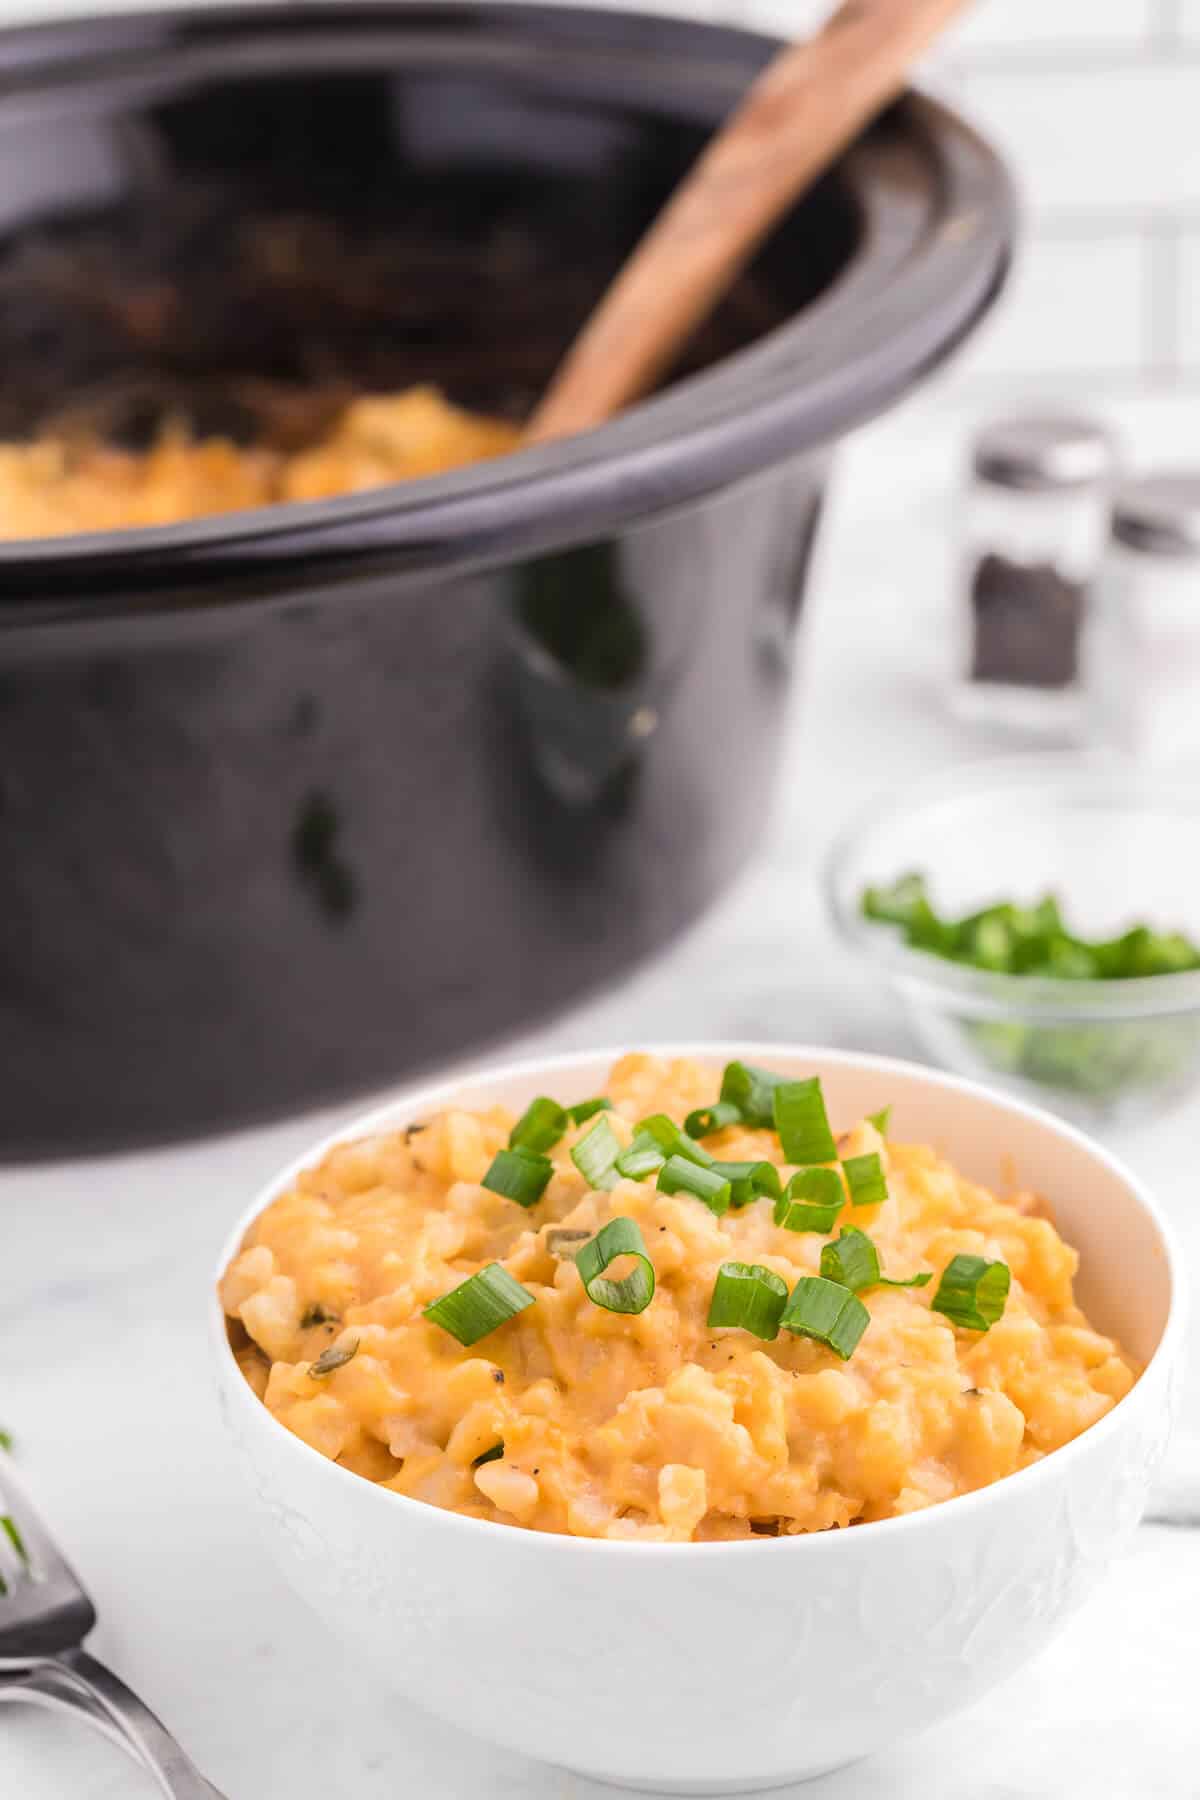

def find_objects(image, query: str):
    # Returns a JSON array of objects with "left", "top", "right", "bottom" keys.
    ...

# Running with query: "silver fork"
[{"left": 0, "top": 1451, "right": 225, "bottom": 1796}]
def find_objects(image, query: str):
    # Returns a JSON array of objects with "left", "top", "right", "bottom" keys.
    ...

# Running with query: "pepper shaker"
[
  {"left": 951, "top": 413, "right": 1120, "bottom": 737},
  {"left": 1086, "top": 473, "right": 1200, "bottom": 766}
]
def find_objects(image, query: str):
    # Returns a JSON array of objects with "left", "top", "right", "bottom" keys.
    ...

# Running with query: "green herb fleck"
[{"left": 309, "top": 1339, "right": 360, "bottom": 1378}]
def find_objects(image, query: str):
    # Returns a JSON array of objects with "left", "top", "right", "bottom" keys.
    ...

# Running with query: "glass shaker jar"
[
  {"left": 952, "top": 413, "right": 1119, "bottom": 737},
  {"left": 1086, "top": 473, "right": 1200, "bottom": 766}
]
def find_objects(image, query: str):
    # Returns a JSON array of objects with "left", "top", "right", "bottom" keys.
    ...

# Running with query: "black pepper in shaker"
[{"left": 952, "top": 413, "right": 1119, "bottom": 738}]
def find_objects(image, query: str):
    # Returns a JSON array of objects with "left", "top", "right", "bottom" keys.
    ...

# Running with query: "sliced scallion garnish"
[
  {"left": 773, "top": 1166, "right": 844, "bottom": 1233},
  {"left": 509, "top": 1096, "right": 568, "bottom": 1154},
  {"left": 773, "top": 1077, "right": 838, "bottom": 1165},
  {"left": 710, "top": 1158, "right": 782, "bottom": 1209},
  {"left": 575, "top": 1218, "right": 655, "bottom": 1315},
  {"left": 482, "top": 1146, "right": 554, "bottom": 1208},
  {"left": 424, "top": 1264, "right": 536, "bottom": 1346},
  {"left": 930, "top": 1254, "right": 1011, "bottom": 1331},
  {"left": 472, "top": 1442, "right": 505, "bottom": 1468},
  {"left": 867, "top": 1106, "right": 892, "bottom": 1137},
  {"left": 570, "top": 1115, "right": 622, "bottom": 1191},
  {"left": 568, "top": 1096, "right": 612, "bottom": 1126},
  {"left": 719, "top": 1061, "right": 786, "bottom": 1129},
  {"left": 842, "top": 1151, "right": 888, "bottom": 1208},
  {"left": 684, "top": 1100, "right": 744, "bottom": 1138},
  {"left": 657, "top": 1155, "right": 732, "bottom": 1217},
  {"left": 821, "top": 1227, "right": 931, "bottom": 1293},
  {"left": 780, "top": 1276, "right": 870, "bottom": 1360},
  {"left": 614, "top": 1132, "right": 668, "bottom": 1181},
  {"left": 707, "top": 1262, "right": 788, "bottom": 1340},
  {"left": 819, "top": 1226, "right": 880, "bottom": 1292},
  {"left": 636, "top": 1113, "right": 716, "bottom": 1168}
]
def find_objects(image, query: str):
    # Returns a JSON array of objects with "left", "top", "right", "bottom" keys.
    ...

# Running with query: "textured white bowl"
[{"left": 211, "top": 1046, "right": 1183, "bottom": 1795}]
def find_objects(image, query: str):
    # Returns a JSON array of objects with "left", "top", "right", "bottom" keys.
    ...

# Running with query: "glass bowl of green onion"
[{"left": 825, "top": 755, "right": 1200, "bottom": 1125}]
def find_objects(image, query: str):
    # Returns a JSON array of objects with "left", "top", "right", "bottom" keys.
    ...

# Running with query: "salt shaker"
[
  {"left": 952, "top": 413, "right": 1119, "bottom": 737},
  {"left": 1086, "top": 473, "right": 1200, "bottom": 766}
]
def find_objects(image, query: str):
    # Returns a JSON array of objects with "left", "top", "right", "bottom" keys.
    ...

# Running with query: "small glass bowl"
[{"left": 825, "top": 755, "right": 1200, "bottom": 1126}]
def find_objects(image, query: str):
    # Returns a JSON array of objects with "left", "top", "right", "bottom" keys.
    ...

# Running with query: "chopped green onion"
[
  {"left": 843, "top": 1151, "right": 888, "bottom": 1208},
  {"left": 635, "top": 1113, "right": 715, "bottom": 1167},
  {"left": 509, "top": 1096, "right": 568, "bottom": 1154},
  {"left": 576, "top": 1218, "right": 655, "bottom": 1315},
  {"left": 570, "top": 1115, "right": 622, "bottom": 1191},
  {"left": 780, "top": 1276, "right": 870, "bottom": 1360},
  {"left": 867, "top": 1106, "right": 892, "bottom": 1137},
  {"left": 773, "top": 1166, "right": 844, "bottom": 1233},
  {"left": 472, "top": 1442, "right": 504, "bottom": 1468},
  {"left": 773, "top": 1077, "right": 837, "bottom": 1165},
  {"left": 1, "top": 1514, "right": 28, "bottom": 1564},
  {"left": 568, "top": 1096, "right": 612, "bottom": 1126},
  {"left": 482, "top": 1146, "right": 554, "bottom": 1207},
  {"left": 707, "top": 1262, "right": 788, "bottom": 1340},
  {"left": 931, "top": 1254, "right": 1011, "bottom": 1332},
  {"left": 614, "top": 1112, "right": 717, "bottom": 1182},
  {"left": 425, "top": 1263, "right": 536, "bottom": 1345},
  {"left": 820, "top": 1227, "right": 880, "bottom": 1292},
  {"left": 684, "top": 1100, "right": 744, "bottom": 1138},
  {"left": 309, "top": 1338, "right": 360, "bottom": 1377},
  {"left": 0, "top": 1428, "right": 12, "bottom": 1453},
  {"left": 719, "top": 1061, "right": 786, "bottom": 1128},
  {"left": 614, "top": 1132, "right": 668, "bottom": 1181},
  {"left": 710, "top": 1159, "right": 782, "bottom": 1209},
  {"left": 862, "top": 876, "right": 1200, "bottom": 983},
  {"left": 658, "top": 1155, "right": 732, "bottom": 1217},
  {"left": 863, "top": 871, "right": 935, "bottom": 932},
  {"left": 820, "top": 1226, "right": 931, "bottom": 1293}
]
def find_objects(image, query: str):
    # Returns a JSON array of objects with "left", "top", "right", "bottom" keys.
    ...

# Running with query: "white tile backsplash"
[
  {"left": 1169, "top": 0, "right": 1200, "bottom": 45},
  {"left": 738, "top": 0, "right": 1200, "bottom": 387},
  {"left": 955, "top": 63, "right": 1200, "bottom": 218},
  {"left": 950, "top": 0, "right": 1159, "bottom": 53},
  {"left": 953, "top": 232, "right": 1150, "bottom": 381},
  {"left": 0, "top": 0, "right": 1190, "bottom": 388}
]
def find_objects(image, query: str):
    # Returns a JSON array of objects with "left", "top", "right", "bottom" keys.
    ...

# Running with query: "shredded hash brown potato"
[
  {"left": 221, "top": 1053, "right": 1137, "bottom": 1541},
  {"left": 0, "top": 386, "right": 519, "bottom": 537}
]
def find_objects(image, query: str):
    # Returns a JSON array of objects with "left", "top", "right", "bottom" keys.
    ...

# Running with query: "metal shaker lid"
[
  {"left": 973, "top": 414, "right": 1119, "bottom": 492},
  {"left": 1111, "top": 473, "right": 1200, "bottom": 558}
]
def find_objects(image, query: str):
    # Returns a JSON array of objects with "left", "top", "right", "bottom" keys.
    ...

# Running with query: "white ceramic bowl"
[{"left": 211, "top": 1046, "right": 1183, "bottom": 1795}]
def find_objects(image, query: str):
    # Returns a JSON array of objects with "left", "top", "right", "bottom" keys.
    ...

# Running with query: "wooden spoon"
[{"left": 527, "top": 0, "right": 970, "bottom": 445}]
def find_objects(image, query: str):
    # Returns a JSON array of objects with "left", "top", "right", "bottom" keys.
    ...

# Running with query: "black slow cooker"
[{"left": 0, "top": 4, "right": 1014, "bottom": 1153}]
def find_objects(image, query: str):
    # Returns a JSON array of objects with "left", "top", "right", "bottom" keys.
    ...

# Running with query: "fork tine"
[{"left": 0, "top": 1450, "right": 95, "bottom": 1658}]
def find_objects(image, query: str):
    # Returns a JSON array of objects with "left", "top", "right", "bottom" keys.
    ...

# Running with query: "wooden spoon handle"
[{"left": 527, "top": 0, "right": 970, "bottom": 445}]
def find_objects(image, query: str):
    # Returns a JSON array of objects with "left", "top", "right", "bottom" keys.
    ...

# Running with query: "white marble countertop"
[{"left": 4, "top": 388, "right": 1198, "bottom": 1800}]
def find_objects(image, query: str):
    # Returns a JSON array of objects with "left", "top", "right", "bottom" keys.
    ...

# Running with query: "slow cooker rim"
[{"left": 0, "top": 2, "right": 1015, "bottom": 593}]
